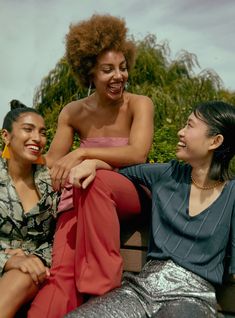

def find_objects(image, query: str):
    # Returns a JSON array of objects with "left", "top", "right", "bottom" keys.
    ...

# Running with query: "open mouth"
[
  {"left": 26, "top": 145, "right": 41, "bottom": 155},
  {"left": 108, "top": 83, "right": 123, "bottom": 94},
  {"left": 177, "top": 141, "right": 186, "bottom": 148}
]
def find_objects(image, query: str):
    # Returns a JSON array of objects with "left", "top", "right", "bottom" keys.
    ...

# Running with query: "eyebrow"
[
  {"left": 100, "top": 60, "right": 127, "bottom": 67},
  {"left": 187, "top": 117, "right": 195, "bottom": 123},
  {"left": 21, "top": 123, "right": 46, "bottom": 131}
]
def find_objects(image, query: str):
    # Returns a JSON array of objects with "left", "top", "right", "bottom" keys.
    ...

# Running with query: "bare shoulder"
[
  {"left": 61, "top": 99, "right": 85, "bottom": 115},
  {"left": 59, "top": 98, "right": 88, "bottom": 123},
  {"left": 126, "top": 92, "right": 154, "bottom": 112}
]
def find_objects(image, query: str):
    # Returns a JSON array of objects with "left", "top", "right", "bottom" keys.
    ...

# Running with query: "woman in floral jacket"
[{"left": 0, "top": 101, "right": 58, "bottom": 318}]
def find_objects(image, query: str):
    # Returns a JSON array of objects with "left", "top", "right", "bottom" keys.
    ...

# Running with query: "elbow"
[{"left": 132, "top": 153, "right": 148, "bottom": 164}]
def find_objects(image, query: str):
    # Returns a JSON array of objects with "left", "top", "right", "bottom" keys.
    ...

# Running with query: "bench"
[{"left": 120, "top": 212, "right": 235, "bottom": 317}]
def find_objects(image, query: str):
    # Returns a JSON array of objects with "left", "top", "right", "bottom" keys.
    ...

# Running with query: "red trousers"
[{"left": 28, "top": 170, "right": 142, "bottom": 318}]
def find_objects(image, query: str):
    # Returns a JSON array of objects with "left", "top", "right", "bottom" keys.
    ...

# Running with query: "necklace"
[{"left": 191, "top": 175, "right": 222, "bottom": 190}]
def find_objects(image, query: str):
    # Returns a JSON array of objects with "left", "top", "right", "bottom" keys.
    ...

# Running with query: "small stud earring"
[{"left": 125, "top": 82, "right": 129, "bottom": 90}]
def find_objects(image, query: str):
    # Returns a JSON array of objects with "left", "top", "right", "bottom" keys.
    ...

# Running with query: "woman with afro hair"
[{"left": 28, "top": 14, "right": 154, "bottom": 317}]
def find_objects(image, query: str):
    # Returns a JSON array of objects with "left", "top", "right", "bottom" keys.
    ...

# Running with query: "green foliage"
[
  {"left": 148, "top": 124, "right": 178, "bottom": 163},
  {"left": 230, "top": 158, "right": 235, "bottom": 176},
  {"left": 33, "top": 58, "right": 86, "bottom": 114},
  {"left": 32, "top": 33, "right": 235, "bottom": 164}
]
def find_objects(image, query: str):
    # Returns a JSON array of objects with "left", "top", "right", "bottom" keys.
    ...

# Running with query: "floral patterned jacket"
[{"left": 0, "top": 158, "right": 59, "bottom": 276}]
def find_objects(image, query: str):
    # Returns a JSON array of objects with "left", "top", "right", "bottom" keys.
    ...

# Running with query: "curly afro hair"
[{"left": 65, "top": 14, "right": 136, "bottom": 88}]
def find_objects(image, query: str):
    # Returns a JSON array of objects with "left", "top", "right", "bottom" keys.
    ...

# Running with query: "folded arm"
[{"left": 46, "top": 95, "right": 154, "bottom": 190}]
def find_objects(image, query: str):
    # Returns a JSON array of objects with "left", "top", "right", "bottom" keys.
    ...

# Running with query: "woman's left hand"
[
  {"left": 68, "top": 159, "right": 113, "bottom": 189},
  {"left": 68, "top": 160, "right": 97, "bottom": 189}
]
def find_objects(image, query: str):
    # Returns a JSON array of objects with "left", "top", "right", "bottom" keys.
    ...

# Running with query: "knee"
[
  {"left": 157, "top": 300, "right": 212, "bottom": 318},
  {"left": 91, "top": 170, "right": 114, "bottom": 192},
  {"left": 73, "top": 171, "right": 111, "bottom": 196},
  {"left": 5, "top": 269, "right": 37, "bottom": 294}
]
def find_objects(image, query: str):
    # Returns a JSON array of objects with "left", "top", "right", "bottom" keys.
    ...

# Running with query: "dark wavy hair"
[
  {"left": 193, "top": 101, "right": 235, "bottom": 181},
  {"left": 65, "top": 14, "right": 136, "bottom": 88},
  {"left": 2, "top": 100, "right": 41, "bottom": 132}
]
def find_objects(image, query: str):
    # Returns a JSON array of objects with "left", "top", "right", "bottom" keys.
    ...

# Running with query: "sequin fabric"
[{"left": 66, "top": 259, "right": 217, "bottom": 317}]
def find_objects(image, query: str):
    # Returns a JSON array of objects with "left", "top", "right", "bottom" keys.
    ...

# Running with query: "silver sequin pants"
[{"left": 66, "top": 259, "right": 217, "bottom": 318}]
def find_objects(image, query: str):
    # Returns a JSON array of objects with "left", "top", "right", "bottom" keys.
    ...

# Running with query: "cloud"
[{"left": 0, "top": 0, "right": 234, "bottom": 126}]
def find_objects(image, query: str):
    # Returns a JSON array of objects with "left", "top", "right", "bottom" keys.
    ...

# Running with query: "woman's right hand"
[
  {"left": 4, "top": 254, "right": 50, "bottom": 285},
  {"left": 50, "top": 149, "right": 84, "bottom": 191},
  {"left": 4, "top": 248, "right": 25, "bottom": 256}
]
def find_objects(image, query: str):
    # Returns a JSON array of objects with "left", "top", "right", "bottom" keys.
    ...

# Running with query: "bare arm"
[
  {"left": 81, "top": 95, "right": 154, "bottom": 166},
  {"left": 50, "top": 95, "right": 154, "bottom": 190},
  {"left": 45, "top": 104, "right": 75, "bottom": 168}
]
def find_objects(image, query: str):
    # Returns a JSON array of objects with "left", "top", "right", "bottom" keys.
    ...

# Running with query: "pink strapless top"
[
  {"left": 58, "top": 137, "right": 129, "bottom": 212},
  {"left": 80, "top": 137, "right": 128, "bottom": 148}
]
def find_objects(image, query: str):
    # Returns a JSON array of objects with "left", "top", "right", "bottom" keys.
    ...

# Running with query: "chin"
[
  {"left": 176, "top": 149, "right": 181, "bottom": 158},
  {"left": 176, "top": 151, "right": 185, "bottom": 161},
  {"left": 109, "top": 93, "right": 122, "bottom": 100}
]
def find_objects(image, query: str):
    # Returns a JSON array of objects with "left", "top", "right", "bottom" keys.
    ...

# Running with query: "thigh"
[
  {"left": 0, "top": 269, "right": 38, "bottom": 317},
  {"left": 0, "top": 269, "right": 37, "bottom": 297},
  {"left": 28, "top": 210, "right": 81, "bottom": 317},
  {"left": 95, "top": 170, "right": 142, "bottom": 219},
  {"left": 66, "top": 288, "right": 147, "bottom": 318},
  {"left": 155, "top": 299, "right": 216, "bottom": 318},
  {"left": 51, "top": 208, "right": 77, "bottom": 268}
]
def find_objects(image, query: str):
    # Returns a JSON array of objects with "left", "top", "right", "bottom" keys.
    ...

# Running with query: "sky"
[{"left": 0, "top": 0, "right": 235, "bottom": 126}]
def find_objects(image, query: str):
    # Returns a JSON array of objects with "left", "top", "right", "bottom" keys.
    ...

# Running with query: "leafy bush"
[{"left": 2, "top": 33, "right": 234, "bottom": 167}]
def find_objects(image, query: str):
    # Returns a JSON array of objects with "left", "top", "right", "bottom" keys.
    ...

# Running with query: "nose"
[
  {"left": 113, "top": 69, "right": 122, "bottom": 79},
  {"left": 177, "top": 127, "right": 185, "bottom": 137},
  {"left": 31, "top": 130, "right": 41, "bottom": 143}
]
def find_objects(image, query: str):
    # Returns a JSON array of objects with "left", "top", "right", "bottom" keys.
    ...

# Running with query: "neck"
[
  {"left": 191, "top": 174, "right": 222, "bottom": 190},
  {"left": 7, "top": 159, "right": 33, "bottom": 182},
  {"left": 94, "top": 91, "right": 124, "bottom": 109}
]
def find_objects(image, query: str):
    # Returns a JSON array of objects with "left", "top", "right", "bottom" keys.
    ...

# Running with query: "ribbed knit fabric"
[{"left": 120, "top": 160, "right": 235, "bottom": 285}]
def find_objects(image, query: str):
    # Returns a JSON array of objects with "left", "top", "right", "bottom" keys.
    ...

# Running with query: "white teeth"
[
  {"left": 178, "top": 141, "right": 186, "bottom": 147},
  {"left": 110, "top": 87, "right": 121, "bottom": 90},
  {"left": 110, "top": 83, "right": 122, "bottom": 89},
  {"left": 27, "top": 145, "right": 39, "bottom": 151}
]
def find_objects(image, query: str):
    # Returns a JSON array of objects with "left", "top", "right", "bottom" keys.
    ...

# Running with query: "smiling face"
[
  {"left": 2, "top": 112, "right": 46, "bottom": 164},
  {"left": 92, "top": 50, "right": 128, "bottom": 101},
  {"left": 176, "top": 112, "right": 218, "bottom": 164}
]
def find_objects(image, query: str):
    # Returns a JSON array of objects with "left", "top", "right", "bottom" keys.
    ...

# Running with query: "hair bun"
[{"left": 10, "top": 100, "right": 27, "bottom": 110}]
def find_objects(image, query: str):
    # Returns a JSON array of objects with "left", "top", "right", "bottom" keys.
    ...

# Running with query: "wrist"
[
  {"left": 83, "top": 159, "right": 98, "bottom": 169},
  {"left": 75, "top": 147, "right": 86, "bottom": 162}
]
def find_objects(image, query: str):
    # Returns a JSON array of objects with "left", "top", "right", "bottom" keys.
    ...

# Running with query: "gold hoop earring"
[{"left": 87, "top": 83, "right": 92, "bottom": 96}]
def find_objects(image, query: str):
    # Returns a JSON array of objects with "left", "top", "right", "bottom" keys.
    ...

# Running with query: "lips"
[{"left": 26, "top": 144, "right": 41, "bottom": 155}]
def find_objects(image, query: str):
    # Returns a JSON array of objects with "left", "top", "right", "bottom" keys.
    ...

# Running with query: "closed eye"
[
  {"left": 40, "top": 130, "right": 47, "bottom": 137},
  {"left": 23, "top": 127, "right": 32, "bottom": 132}
]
